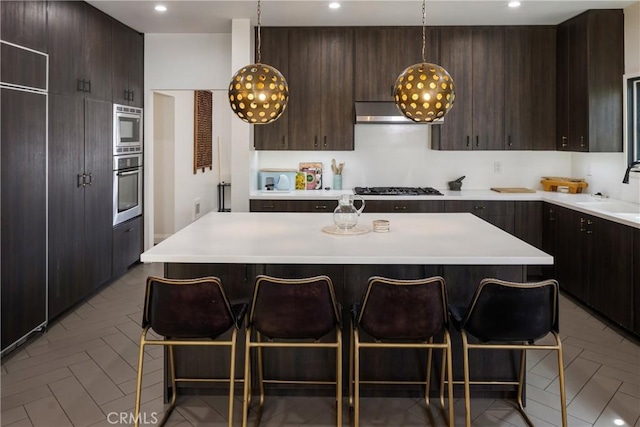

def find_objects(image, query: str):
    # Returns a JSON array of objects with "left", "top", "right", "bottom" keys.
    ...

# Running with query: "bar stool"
[
  {"left": 449, "top": 278, "right": 567, "bottom": 427},
  {"left": 349, "top": 276, "right": 454, "bottom": 427},
  {"left": 242, "top": 275, "right": 342, "bottom": 427},
  {"left": 133, "top": 276, "right": 247, "bottom": 427}
]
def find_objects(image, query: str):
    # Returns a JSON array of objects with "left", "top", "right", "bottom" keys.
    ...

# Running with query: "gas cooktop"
[{"left": 354, "top": 187, "right": 444, "bottom": 196}]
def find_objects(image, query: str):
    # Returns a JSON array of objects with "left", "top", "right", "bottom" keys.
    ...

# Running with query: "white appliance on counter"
[{"left": 258, "top": 169, "right": 297, "bottom": 192}]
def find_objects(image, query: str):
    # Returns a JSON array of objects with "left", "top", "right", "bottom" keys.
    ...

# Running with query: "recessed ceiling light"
[
  {"left": 614, "top": 420, "right": 626, "bottom": 426},
  {"left": 154, "top": 5, "right": 167, "bottom": 12},
  {"left": 508, "top": 1, "right": 521, "bottom": 7},
  {"left": 329, "top": 2, "right": 341, "bottom": 9}
]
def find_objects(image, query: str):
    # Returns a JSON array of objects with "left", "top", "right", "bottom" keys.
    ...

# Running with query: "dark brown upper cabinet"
[
  {"left": 254, "top": 28, "right": 290, "bottom": 150},
  {"left": 433, "top": 27, "right": 505, "bottom": 150},
  {"left": 47, "top": 1, "right": 113, "bottom": 102},
  {"left": 556, "top": 10, "right": 624, "bottom": 152},
  {"left": 0, "top": 1, "right": 47, "bottom": 52},
  {"left": 504, "top": 27, "right": 556, "bottom": 150},
  {"left": 112, "top": 19, "right": 144, "bottom": 107},
  {"left": 354, "top": 27, "right": 438, "bottom": 102}
]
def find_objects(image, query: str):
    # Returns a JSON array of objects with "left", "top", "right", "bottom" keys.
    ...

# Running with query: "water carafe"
[{"left": 333, "top": 194, "right": 365, "bottom": 230}]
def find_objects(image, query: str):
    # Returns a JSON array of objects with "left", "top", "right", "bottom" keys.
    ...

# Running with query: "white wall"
[
  {"left": 153, "top": 92, "right": 175, "bottom": 242},
  {"left": 258, "top": 126, "right": 571, "bottom": 191},
  {"left": 144, "top": 33, "right": 233, "bottom": 249},
  {"left": 571, "top": 3, "right": 640, "bottom": 204}
]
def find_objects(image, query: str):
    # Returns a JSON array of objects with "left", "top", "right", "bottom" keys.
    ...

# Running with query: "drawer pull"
[
  {"left": 315, "top": 205, "right": 327, "bottom": 210},
  {"left": 126, "top": 228, "right": 135, "bottom": 233},
  {"left": 262, "top": 205, "right": 275, "bottom": 209},
  {"left": 474, "top": 206, "right": 486, "bottom": 210},
  {"left": 394, "top": 206, "right": 407, "bottom": 210}
]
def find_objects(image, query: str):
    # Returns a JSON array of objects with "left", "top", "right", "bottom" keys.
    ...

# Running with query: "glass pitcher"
[{"left": 333, "top": 194, "right": 365, "bottom": 230}]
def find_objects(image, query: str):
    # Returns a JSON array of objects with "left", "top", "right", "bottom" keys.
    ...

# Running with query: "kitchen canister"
[{"left": 333, "top": 175, "right": 343, "bottom": 190}]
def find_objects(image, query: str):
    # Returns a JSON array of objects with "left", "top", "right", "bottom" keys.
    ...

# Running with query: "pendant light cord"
[
  {"left": 421, "top": 0, "right": 426, "bottom": 62},
  {"left": 256, "top": 0, "right": 262, "bottom": 64}
]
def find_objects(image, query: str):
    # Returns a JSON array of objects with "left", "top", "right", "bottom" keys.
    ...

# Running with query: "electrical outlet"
[
  {"left": 193, "top": 198, "right": 201, "bottom": 220},
  {"left": 493, "top": 161, "right": 502, "bottom": 174}
]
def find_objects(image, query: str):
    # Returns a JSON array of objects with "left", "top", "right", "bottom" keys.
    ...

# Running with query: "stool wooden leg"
[
  {"left": 439, "top": 346, "right": 446, "bottom": 411},
  {"left": 228, "top": 329, "right": 237, "bottom": 427},
  {"left": 354, "top": 329, "right": 361, "bottom": 427},
  {"left": 257, "top": 332, "right": 265, "bottom": 409},
  {"left": 424, "top": 337, "right": 433, "bottom": 408},
  {"left": 348, "top": 324, "right": 354, "bottom": 409},
  {"left": 555, "top": 333, "right": 568, "bottom": 427},
  {"left": 133, "top": 327, "right": 148, "bottom": 427},
  {"left": 445, "top": 331, "right": 454, "bottom": 427}
]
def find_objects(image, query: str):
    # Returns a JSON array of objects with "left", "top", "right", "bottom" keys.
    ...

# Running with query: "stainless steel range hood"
[{"left": 354, "top": 101, "right": 443, "bottom": 124}]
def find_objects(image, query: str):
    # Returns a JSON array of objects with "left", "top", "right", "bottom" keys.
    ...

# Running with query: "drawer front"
[
  {"left": 365, "top": 200, "right": 444, "bottom": 213},
  {"left": 250, "top": 200, "right": 338, "bottom": 212},
  {"left": 444, "top": 200, "right": 515, "bottom": 217},
  {"left": 250, "top": 200, "right": 291, "bottom": 212}
]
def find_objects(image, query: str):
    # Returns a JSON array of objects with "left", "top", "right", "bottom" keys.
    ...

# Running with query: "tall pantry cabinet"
[{"left": 1, "top": 1, "right": 48, "bottom": 352}]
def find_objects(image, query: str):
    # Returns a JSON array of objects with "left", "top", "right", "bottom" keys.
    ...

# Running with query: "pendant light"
[
  {"left": 394, "top": 0, "right": 455, "bottom": 123},
  {"left": 228, "top": 0, "right": 289, "bottom": 124}
]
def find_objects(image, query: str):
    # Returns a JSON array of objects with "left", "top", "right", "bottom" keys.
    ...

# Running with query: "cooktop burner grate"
[{"left": 354, "top": 187, "right": 444, "bottom": 196}]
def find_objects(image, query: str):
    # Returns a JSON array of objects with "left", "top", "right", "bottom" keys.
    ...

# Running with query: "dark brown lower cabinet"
[
  {"left": 1, "top": 87, "right": 47, "bottom": 352},
  {"left": 250, "top": 199, "right": 338, "bottom": 212},
  {"left": 364, "top": 200, "right": 444, "bottom": 213},
  {"left": 444, "top": 200, "right": 515, "bottom": 233},
  {"left": 514, "top": 201, "right": 543, "bottom": 278},
  {"left": 552, "top": 205, "right": 634, "bottom": 332},
  {"left": 113, "top": 216, "right": 143, "bottom": 277},
  {"left": 635, "top": 229, "right": 640, "bottom": 335}
]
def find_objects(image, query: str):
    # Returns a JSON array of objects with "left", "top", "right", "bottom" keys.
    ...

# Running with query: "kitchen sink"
[{"left": 575, "top": 201, "right": 640, "bottom": 214}]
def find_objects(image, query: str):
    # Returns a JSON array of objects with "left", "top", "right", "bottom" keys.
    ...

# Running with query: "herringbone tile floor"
[{"left": 1, "top": 263, "right": 639, "bottom": 426}]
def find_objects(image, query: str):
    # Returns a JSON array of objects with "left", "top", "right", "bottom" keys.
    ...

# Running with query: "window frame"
[{"left": 625, "top": 73, "right": 640, "bottom": 163}]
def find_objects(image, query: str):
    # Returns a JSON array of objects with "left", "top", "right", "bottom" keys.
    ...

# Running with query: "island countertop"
[{"left": 141, "top": 212, "right": 553, "bottom": 265}]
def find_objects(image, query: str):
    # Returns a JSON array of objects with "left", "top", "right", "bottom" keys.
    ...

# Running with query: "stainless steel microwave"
[{"left": 113, "top": 104, "right": 143, "bottom": 155}]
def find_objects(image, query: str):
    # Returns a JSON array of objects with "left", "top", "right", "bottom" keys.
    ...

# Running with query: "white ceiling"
[{"left": 86, "top": 0, "right": 637, "bottom": 33}]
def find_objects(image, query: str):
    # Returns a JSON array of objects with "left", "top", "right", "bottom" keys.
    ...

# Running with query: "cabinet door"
[
  {"left": 588, "top": 218, "right": 633, "bottom": 329},
  {"left": 48, "top": 94, "right": 86, "bottom": 319},
  {"left": 0, "top": 1, "right": 47, "bottom": 52},
  {"left": 47, "top": 1, "right": 85, "bottom": 97},
  {"left": 112, "top": 20, "right": 143, "bottom": 106},
  {"left": 321, "top": 28, "right": 354, "bottom": 150},
  {"left": 432, "top": 27, "right": 473, "bottom": 150},
  {"left": 634, "top": 229, "right": 640, "bottom": 335},
  {"left": 530, "top": 27, "right": 556, "bottom": 150},
  {"left": 288, "top": 28, "right": 323, "bottom": 150},
  {"left": 84, "top": 4, "right": 113, "bottom": 102},
  {"left": 567, "top": 16, "right": 588, "bottom": 152},
  {"left": 128, "top": 31, "right": 144, "bottom": 107},
  {"left": 541, "top": 203, "right": 557, "bottom": 279},
  {"left": 254, "top": 28, "right": 290, "bottom": 150},
  {"left": 555, "top": 207, "right": 587, "bottom": 301},
  {"left": 113, "top": 216, "right": 142, "bottom": 276},
  {"left": 472, "top": 27, "right": 504, "bottom": 150},
  {"left": 444, "top": 200, "right": 514, "bottom": 233},
  {"left": 556, "top": 22, "right": 570, "bottom": 150},
  {"left": 504, "top": 27, "right": 532, "bottom": 150},
  {"left": 84, "top": 99, "right": 113, "bottom": 289},
  {"left": 1, "top": 88, "right": 47, "bottom": 351}
]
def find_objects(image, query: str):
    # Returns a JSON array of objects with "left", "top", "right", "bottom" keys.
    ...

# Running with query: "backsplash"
[
  {"left": 256, "top": 125, "right": 572, "bottom": 192},
  {"left": 572, "top": 152, "right": 640, "bottom": 204}
]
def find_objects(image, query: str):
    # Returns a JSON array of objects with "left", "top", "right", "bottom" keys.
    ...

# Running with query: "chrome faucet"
[{"left": 622, "top": 160, "right": 640, "bottom": 184}]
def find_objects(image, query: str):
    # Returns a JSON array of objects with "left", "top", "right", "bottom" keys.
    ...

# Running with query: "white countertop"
[
  {"left": 250, "top": 189, "right": 640, "bottom": 228},
  {"left": 141, "top": 212, "right": 553, "bottom": 265}
]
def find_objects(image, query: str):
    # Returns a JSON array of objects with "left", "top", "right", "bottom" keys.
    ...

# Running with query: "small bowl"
[{"left": 448, "top": 181, "right": 462, "bottom": 191}]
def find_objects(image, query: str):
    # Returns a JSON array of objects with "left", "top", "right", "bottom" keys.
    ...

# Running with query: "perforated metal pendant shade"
[
  {"left": 394, "top": 63, "right": 455, "bottom": 122},
  {"left": 228, "top": 64, "right": 289, "bottom": 124},
  {"left": 393, "top": 0, "right": 455, "bottom": 123}
]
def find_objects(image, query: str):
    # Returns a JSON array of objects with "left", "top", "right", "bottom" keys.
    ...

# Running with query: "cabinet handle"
[
  {"left": 507, "top": 135, "right": 513, "bottom": 147},
  {"left": 314, "top": 205, "right": 327, "bottom": 210},
  {"left": 474, "top": 206, "right": 486, "bottom": 210},
  {"left": 561, "top": 136, "right": 568, "bottom": 147},
  {"left": 281, "top": 135, "right": 286, "bottom": 148},
  {"left": 390, "top": 85, "right": 394, "bottom": 97},
  {"left": 84, "top": 80, "right": 91, "bottom": 93},
  {"left": 262, "top": 205, "right": 275, "bottom": 210},
  {"left": 77, "top": 79, "right": 84, "bottom": 92},
  {"left": 466, "top": 136, "right": 470, "bottom": 147},
  {"left": 549, "top": 208, "right": 555, "bottom": 221},
  {"left": 323, "top": 136, "right": 327, "bottom": 148},
  {"left": 124, "top": 89, "right": 129, "bottom": 101},
  {"left": 126, "top": 228, "right": 135, "bottom": 233},
  {"left": 476, "top": 136, "right": 479, "bottom": 147},
  {"left": 580, "top": 217, "right": 586, "bottom": 232},
  {"left": 85, "top": 173, "right": 93, "bottom": 186},
  {"left": 587, "top": 219, "right": 593, "bottom": 234},
  {"left": 394, "top": 206, "right": 407, "bottom": 211},
  {"left": 77, "top": 173, "right": 85, "bottom": 187},
  {"left": 314, "top": 136, "right": 318, "bottom": 148},
  {"left": 580, "top": 136, "right": 585, "bottom": 148},
  {"left": 130, "top": 91, "right": 134, "bottom": 102}
]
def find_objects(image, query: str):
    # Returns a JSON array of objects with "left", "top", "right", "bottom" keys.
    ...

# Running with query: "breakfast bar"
[{"left": 141, "top": 211, "right": 553, "bottom": 399}]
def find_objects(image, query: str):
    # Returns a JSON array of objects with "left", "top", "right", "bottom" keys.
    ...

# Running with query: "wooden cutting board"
[{"left": 491, "top": 187, "right": 536, "bottom": 193}]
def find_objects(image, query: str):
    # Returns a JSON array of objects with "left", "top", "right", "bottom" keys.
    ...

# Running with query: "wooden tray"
[
  {"left": 322, "top": 225, "right": 370, "bottom": 236},
  {"left": 491, "top": 187, "right": 536, "bottom": 193},
  {"left": 540, "top": 178, "right": 588, "bottom": 194}
]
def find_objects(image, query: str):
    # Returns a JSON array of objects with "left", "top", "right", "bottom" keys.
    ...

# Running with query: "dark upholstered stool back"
[
  {"left": 143, "top": 276, "right": 237, "bottom": 339},
  {"left": 462, "top": 279, "right": 559, "bottom": 343},
  {"left": 356, "top": 276, "right": 448, "bottom": 340},
  {"left": 250, "top": 275, "right": 340, "bottom": 340}
]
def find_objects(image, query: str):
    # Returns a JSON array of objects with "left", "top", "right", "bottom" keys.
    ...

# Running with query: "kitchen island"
[{"left": 141, "top": 212, "right": 552, "bottom": 399}]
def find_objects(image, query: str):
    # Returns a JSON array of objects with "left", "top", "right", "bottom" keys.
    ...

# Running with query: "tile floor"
[{"left": 1, "top": 263, "right": 639, "bottom": 427}]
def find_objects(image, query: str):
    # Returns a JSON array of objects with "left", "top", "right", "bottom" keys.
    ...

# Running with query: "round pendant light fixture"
[
  {"left": 228, "top": 0, "right": 289, "bottom": 124},
  {"left": 394, "top": 0, "right": 455, "bottom": 123}
]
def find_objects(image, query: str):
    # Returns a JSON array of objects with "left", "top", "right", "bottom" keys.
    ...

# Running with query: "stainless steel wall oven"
[{"left": 113, "top": 153, "right": 143, "bottom": 225}]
